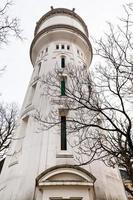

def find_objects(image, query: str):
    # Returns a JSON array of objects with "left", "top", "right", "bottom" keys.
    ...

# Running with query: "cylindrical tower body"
[{"left": 0, "top": 8, "right": 127, "bottom": 200}]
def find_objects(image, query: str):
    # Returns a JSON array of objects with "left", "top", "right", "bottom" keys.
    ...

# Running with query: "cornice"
[
  {"left": 34, "top": 8, "right": 88, "bottom": 36},
  {"left": 36, "top": 164, "right": 96, "bottom": 183},
  {"left": 30, "top": 24, "right": 93, "bottom": 65}
]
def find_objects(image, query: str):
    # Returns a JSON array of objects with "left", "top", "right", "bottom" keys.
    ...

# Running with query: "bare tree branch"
[
  {"left": 0, "top": 0, "right": 23, "bottom": 46},
  {"left": 0, "top": 103, "right": 18, "bottom": 160}
]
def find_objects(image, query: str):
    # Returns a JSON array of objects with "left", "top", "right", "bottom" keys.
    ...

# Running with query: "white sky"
[{"left": 0, "top": 0, "right": 129, "bottom": 107}]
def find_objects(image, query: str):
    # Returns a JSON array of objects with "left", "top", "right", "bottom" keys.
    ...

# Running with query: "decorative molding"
[
  {"left": 8, "top": 160, "right": 18, "bottom": 167},
  {"left": 58, "top": 108, "right": 69, "bottom": 116},
  {"left": 31, "top": 75, "right": 39, "bottom": 85},
  {"left": 39, "top": 181, "right": 93, "bottom": 186},
  {"left": 30, "top": 24, "right": 93, "bottom": 65},
  {"left": 51, "top": 96, "right": 74, "bottom": 107},
  {"left": 36, "top": 164, "right": 96, "bottom": 184},
  {"left": 56, "top": 154, "right": 73, "bottom": 158},
  {"left": 0, "top": 185, "right": 6, "bottom": 192},
  {"left": 50, "top": 198, "right": 82, "bottom": 200},
  {"left": 34, "top": 8, "right": 88, "bottom": 36},
  {"left": 21, "top": 104, "right": 34, "bottom": 119}
]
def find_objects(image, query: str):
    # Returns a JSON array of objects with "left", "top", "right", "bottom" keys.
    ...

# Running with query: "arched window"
[{"left": 61, "top": 57, "right": 65, "bottom": 68}]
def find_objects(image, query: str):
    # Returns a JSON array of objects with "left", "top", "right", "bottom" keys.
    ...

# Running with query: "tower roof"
[{"left": 34, "top": 7, "right": 88, "bottom": 36}]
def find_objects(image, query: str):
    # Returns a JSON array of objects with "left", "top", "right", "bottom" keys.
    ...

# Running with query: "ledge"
[
  {"left": 21, "top": 104, "right": 35, "bottom": 119},
  {"left": 36, "top": 164, "right": 96, "bottom": 183},
  {"left": 50, "top": 198, "right": 82, "bottom": 200},
  {"left": 39, "top": 181, "right": 93, "bottom": 186},
  {"left": 51, "top": 96, "right": 74, "bottom": 107},
  {"left": 56, "top": 153, "right": 73, "bottom": 158},
  {"left": 8, "top": 160, "right": 18, "bottom": 167},
  {"left": 31, "top": 75, "right": 39, "bottom": 85}
]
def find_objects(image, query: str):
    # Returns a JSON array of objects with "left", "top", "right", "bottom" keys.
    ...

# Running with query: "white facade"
[{"left": 0, "top": 8, "right": 128, "bottom": 200}]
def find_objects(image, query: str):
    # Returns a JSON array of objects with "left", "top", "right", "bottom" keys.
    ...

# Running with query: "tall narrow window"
[
  {"left": 61, "top": 79, "right": 65, "bottom": 95},
  {"left": 61, "top": 44, "right": 64, "bottom": 49},
  {"left": 28, "top": 83, "right": 37, "bottom": 106},
  {"left": 61, "top": 116, "right": 67, "bottom": 150},
  {"left": 38, "top": 62, "right": 41, "bottom": 75},
  {"left": 61, "top": 57, "right": 65, "bottom": 68},
  {"left": 67, "top": 45, "right": 70, "bottom": 50},
  {"left": 0, "top": 159, "right": 5, "bottom": 173}
]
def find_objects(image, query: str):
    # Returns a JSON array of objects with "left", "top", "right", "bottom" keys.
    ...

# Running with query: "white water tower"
[{"left": 0, "top": 7, "right": 127, "bottom": 200}]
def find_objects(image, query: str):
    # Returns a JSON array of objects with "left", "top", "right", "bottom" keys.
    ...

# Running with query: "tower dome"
[
  {"left": 30, "top": 7, "right": 92, "bottom": 66},
  {"left": 34, "top": 7, "right": 88, "bottom": 36}
]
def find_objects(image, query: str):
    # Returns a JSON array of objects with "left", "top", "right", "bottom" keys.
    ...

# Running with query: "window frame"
[
  {"left": 61, "top": 57, "right": 65, "bottom": 68},
  {"left": 61, "top": 116, "right": 67, "bottom": 150}
]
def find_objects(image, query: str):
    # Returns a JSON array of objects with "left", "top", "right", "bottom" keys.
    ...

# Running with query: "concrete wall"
[{"left": 36, "top": 14, "right": 87, "bottom": 36}]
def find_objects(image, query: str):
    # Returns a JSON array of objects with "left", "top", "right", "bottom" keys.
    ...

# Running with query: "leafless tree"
[
  {"left": 0, "top": 103, "right": 18, "bottom": 160},
  {"left": 35, "top": 4, "right": 133, "bottom": 196},
  {"left": 0, "top": 0, "right": 22, "bottom": 46},
  {"left": 0, "top": 0, "right": 22, "bottom": 73},
  {"left": 0, "top": 1, "right": 21, "bottom": 162}
]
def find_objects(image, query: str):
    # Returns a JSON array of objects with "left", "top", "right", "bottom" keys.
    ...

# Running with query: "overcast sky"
[{"left": 0, "top": 0, "right": 129, "bottom": 107}]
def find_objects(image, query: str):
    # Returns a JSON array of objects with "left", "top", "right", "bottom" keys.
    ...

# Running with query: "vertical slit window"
[
  {"left": 61, "top": 57, "right": 65, "bottom": 68},
  {"left": 61, "top": 116, "right": 67, "bottom": 150},
  {"left": 67, "top": 45, "right": 70, "bottom": 50},
  {"left": 28, "top": 83, "right": 37, "bottom": 106},
  {"left": 38, "top": 62, "right": 41, "bottom": 75},
  {"left": 61, "top": 79, "right": 65, "bottom": 95},
  {"left": 0, "top": 159, "right": 5, "bottom": 173}
]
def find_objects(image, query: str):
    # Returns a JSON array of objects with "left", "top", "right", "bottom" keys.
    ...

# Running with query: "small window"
[
  {"left": 27, "top": 83, "right": 37, "bottom": 106},
  {"left": 61, "top": 45, "right": 65, "bottom": 49},
  {"left": 61, "top": 116, "right": 67, "bottom": 150},
  {"left": 61, "top": 79, "right": 65, "bottom": 95},
  {"left": 0, "top": 159, "right": 5, "bottom": 173},
  {"left": 67, "top": 45, "right": 70, "bottom": 50},
  {"left": 77, "top": 49, "right": 79, "bottom": 54},
  {"left": 61, "top": 57, "right": 65, "bottom": 68},
  {"left": 41, "top": 51, "right": 43, "bottom": 56},
  {"left": 31, "top": 83, "right": 36, "bottom": 100},
  {"left": 38, "top": 62, "right": 41, "bottom": 75},
  {"left": 56, "top": 44, "right": 59, "bottom": 50},
  {"left": 46, "top": 47, "right": 48, "bottom": 53}
]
